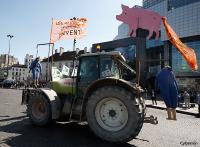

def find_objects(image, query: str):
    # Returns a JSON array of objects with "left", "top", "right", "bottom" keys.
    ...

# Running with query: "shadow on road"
[
  {"left": 195, "top": 115, "right": 200, "bottom": 118},
  {"left": 0, "top": 115, "right": 26, "bottom": 122},
  {"left": 0, "top": 115, "right": 10, "bottom": 117},
  {"left": 0, "top": 118, "right": 137, "bottom": 147}
]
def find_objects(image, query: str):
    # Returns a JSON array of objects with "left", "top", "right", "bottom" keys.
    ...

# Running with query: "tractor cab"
[
  {"left": 76, "top": 51, "right": 136, "bottom": 96},
  {"left": 78, "top": 51, "right": 135, "bottom": 80},
  {"left": 50, "top": 51, "right": 136, "bottom": 97}
]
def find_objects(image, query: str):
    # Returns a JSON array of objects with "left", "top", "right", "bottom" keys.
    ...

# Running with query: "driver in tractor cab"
[{"left": 29, "top": 57, "right": 42, "bottom": 88}]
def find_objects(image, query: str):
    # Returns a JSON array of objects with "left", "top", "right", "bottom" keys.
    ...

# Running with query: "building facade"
[
  {"left": 9, "top": 64, "right": 30, "bottom": 82},
  {"left": 143, "top": 0, "right": 200, "bottom": 90},
  {"left": 24, "top": 54, "right": 34, "bottom": 68},
  {"left": 0, "top": 64, "right": 30, "bottom": 82},
  {"left": 0, "top": 54, "right": 19, "bottom": 67}
]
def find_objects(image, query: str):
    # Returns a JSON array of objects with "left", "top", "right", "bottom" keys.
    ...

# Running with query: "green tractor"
[{"left": 22, "top": 51, "right": 146, "bottom": 143}]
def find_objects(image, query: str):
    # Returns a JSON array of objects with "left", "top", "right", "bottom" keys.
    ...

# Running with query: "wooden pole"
[
  {"left": 36, "top": 45, "right": 38, "bottom": 58},
  {"left": 49, "top": 18, "right": 54, "bottom": 82},
  {"left": 50, "top": 18, "right": 54, "bottom": 44}
]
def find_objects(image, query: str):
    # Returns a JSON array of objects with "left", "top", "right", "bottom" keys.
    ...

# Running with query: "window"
[
  {"left": 114, "top": 45, "right": 136, "bottom": 62},
  {"left": 79, "top": 56, "right": 98, "bottom": 81},
  {"left": 172, "top": 41, "right": 200, "bottom": 72},
  {"left": 59, "top": 62, "right": 62, "bottom": 68},
  {"left": 70, "top": 62, "right": 73, "bottom": 68},
  {"left": 146, "top": 40, "right": 164, "bottom": 49},
  {"left": 143, "top": 0, "right": 165, "bottom": 8},
  {"left": 168, "top": 0, "right": 200, "bottom": 11},
  {"left": 100, "top": 56, "right": 120, "bottom": 79}
]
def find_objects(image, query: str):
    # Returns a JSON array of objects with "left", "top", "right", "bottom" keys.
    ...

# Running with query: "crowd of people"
[
  {"left": 149, "top": 89, "right": 200, "bottom": 115},
  {"left": 151, "top": 88, "right": 200, "bottom": 109}
]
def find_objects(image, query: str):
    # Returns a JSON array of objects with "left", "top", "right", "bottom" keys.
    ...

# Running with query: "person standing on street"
[
  {"left": 151, "top": 89, "right": 157, "bottom": 105},
  {"left": 29, "top": 57, "right": 42, "bottom": 88},
  {"left": 155, "top": 66, "right": 178, "bottom": 120},
  {"left": 183, "top": 90, "right": 190, "bottom": 109},
  {"left": 196, "top": 92, "right": 200, "bottom": 116}
]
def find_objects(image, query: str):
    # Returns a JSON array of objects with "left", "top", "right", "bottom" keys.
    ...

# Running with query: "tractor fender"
[
  {"left": 39, "top": 88, "right": 61, "bottom": 119},
  {"left": 83, "top": 78, "right": 139, "bottom": 106}
]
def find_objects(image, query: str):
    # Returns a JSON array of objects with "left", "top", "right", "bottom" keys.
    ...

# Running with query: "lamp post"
[{"left": 7, "top": 34, "right": 14, "bottom": 78}]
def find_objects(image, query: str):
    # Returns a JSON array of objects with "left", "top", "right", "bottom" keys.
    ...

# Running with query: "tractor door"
[{"left": 76, "top": 56, "right": 99, "bottom": 97}]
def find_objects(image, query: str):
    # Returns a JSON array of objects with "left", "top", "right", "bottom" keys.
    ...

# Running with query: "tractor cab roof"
[{"left": 79, "top": 51, "right": 126, "bottom": 62}]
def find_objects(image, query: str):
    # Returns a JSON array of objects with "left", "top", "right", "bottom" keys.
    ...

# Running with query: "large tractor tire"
[
  {"left": 86, "top": 86, "right": 144, "bottom": 143},
  {"left": 27, "top": 92, "right": 52, "bottom": 126}
]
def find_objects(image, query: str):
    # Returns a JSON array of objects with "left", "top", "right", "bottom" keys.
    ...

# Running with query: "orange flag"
[{"left": 162, "top": 17, "right": 198, "bottom": 70}]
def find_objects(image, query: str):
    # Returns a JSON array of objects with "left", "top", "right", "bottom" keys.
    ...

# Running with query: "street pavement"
[
  {"left": 145, "top": 99, "right": 199, "bottom": 116},
  {"left": 0, "top": 88, "right": 200, "bottom": 147}
]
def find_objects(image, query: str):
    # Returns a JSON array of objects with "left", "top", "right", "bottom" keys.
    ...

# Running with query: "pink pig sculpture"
[{"left": 116, "top": 4, "right": 162, "bottom": 39}]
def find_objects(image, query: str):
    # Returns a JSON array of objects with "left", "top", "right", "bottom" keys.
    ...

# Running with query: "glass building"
[
  {"left": 92, "top": 0, "right": 200, "bottom": 90},
  {"left": 113, "top": 0, "right": 200, "bottom": 90},
  {"left": 142, "top": 0, "right": 200, "bottom": 90},
  {"left": 143, "top": 0, "right": 165, "bottom": 8}
]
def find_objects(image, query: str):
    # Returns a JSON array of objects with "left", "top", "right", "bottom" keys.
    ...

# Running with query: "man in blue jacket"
[
  {"left": 29, "top": 57, "right": 42, "bottom": 88},
  {"left": 155, "top": 66, "right": 178, "bottom": 120}
]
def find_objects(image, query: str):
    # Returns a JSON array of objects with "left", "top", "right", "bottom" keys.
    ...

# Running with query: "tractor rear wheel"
[
  {"left": 27, "top": 93, "right": 52, "bottom": 126},
  {"left": 86, "top": 86, "right": 144, "bottom": 143}
]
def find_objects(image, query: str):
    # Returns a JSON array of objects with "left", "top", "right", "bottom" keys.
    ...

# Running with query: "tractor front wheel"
[{"left": 86, "top": 86, "right": 144, "bottom": 143}]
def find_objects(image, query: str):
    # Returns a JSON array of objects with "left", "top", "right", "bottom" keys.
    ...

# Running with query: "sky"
[{"left": 0, "top": 0, "right": 142, "bottom": 64}]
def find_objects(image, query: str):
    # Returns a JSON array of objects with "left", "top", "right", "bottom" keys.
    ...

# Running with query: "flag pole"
[
  {"left": 36, "top": 44, "right": 39, "bottom": 58},
  {"left": 50, "top": 17, "right": 54, "bottom": 63},
  {"left": 49, "top": 18, "right": 54, "bottom": 82},
  {"left": 69, "top": 17, "right": 77, "bottom": 120},
  {"left": 50, "top": 18, "right": 54, "bottom": 44}
]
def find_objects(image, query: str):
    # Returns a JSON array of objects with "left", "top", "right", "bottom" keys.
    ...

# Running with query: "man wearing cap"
[{"left": 29, "top": 57, "right": 42, "bottom": 88}]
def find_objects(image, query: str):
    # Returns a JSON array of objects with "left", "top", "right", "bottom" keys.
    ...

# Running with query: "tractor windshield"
[
  {"left": 100, "top": 55, "right": 136, "bottom": 81},
  {"left": 100, "top": 56, "right": 120, "bottom": 79},
  {"left": 115, "top": 58, "right": 136, "bottom": 81},
  {"left": 116, "top": 58, "right": 136, "bottom": 74}
]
